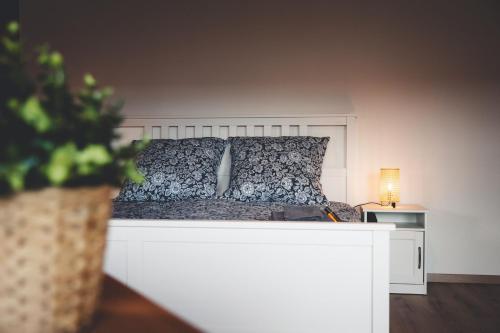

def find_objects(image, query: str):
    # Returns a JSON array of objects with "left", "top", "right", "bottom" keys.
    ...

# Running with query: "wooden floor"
[{"left": 391, "top": 283, "right": 500, "bottom": 333}]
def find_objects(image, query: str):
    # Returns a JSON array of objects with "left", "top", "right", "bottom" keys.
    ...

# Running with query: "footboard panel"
[{"left": 105, "top": 220, "right": 393, "bottom": 333}]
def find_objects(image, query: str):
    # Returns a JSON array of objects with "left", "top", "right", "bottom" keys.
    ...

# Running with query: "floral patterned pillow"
[
  {"left": 116, "top": 138, "right": 227, "bottom": 202},
  {"left": 223, "top": 136, "right": 330, "bottom": 205}
]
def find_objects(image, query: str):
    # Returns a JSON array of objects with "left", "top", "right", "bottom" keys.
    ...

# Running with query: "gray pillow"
[
  {"left": 223, "top": 136, "right": 329, "bottom": 205},
  {"left": 116, "top": 138, "right": 226, "bottom": 202}
]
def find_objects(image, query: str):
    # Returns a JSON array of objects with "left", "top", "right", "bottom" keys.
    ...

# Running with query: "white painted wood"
[
  {"left": 104, "top": 241, "right": 127, "bottom": 282},
  {"left": 372, "top": 231, "right": 390, "bottom": 333},
  {"left": 118, "top": 113, "right": 357, "bottom": 204},
  {"left": 362, "top": 204, "right": 428, "bottom": 214},
  {"left": 160, "top": 126, "right": 168, "bottom": 139},
  {"left": 120, "top": 113, "right": 352, "bottom": 121},
  {"left": 246, "top": 125, "right": 255, "bottom": 136},
  {"left": 211, "top": 125, "right": 219, "bottom": 138},
  {"left": 194, "top": 125, "right": 202, "bottom": 138},
  {"left": 106, "top": 114, "right": 396, "bottom": 331},
  {"left": 263, "top": 124, "right": 272, "bottom": 136},
  {"left": 389, "top": 283, "right": 427, "bottom": 295},
  {"left": 168, "top": 126, "right": 178, "bottom": 139},
  {"left": 151, "top": 126, "right": 161, "bottom": 139},
  {"left": 362, "top": 204, "right": 428, "bottom": 295},
  {"left": 108, "top": 219, "right": 396, "bottom": 230},
  {"left": 186, "top": 126, "right": 195, "bottom": 138},
  {"left": 177, "top": 125, "right": 185, "bottom": 139},
  {"left": 289, "top": 125, "right": 299, "bottom": 136},
  {"left": 144, "top": 125, "right": 153, "bottom": 138},
  {"left": 116, "top": 126, "right": 144, "bottom": 145},
  {"left": 299, "top": 124, "right": 308, "bottom": 136},
  {"left": 390, "top": 231, "right": 424, "bottom": 285},
  {"left": 229, "top": 125, "right": 237, "bottom": 137},
  {"left": 104, "top": 221, "right": 394, "bottom": 333},
  {"left": 281, "top": 124, "right": 289, "bottom": 136}
]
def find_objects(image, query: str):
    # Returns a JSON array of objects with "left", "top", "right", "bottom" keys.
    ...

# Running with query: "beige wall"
[
  {"left": 353, "top": 87, "right": 500, "bottom": 274},
  {"left": 21, "top": 0, "right": 500, "bottom": 275}
]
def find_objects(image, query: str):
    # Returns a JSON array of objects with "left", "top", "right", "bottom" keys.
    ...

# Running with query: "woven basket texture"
[{"left": 0, "top": 186, "right": 111, "bottom": 333}]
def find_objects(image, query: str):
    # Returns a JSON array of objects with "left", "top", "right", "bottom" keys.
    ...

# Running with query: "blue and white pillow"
[
  {"left": 223, "top": 136, "right": 330, "bottom": 205},
  {"left": 116, "top": 138, "right": 227, "bottom": 202}
]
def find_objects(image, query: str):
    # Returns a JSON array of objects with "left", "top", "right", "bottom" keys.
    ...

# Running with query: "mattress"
[{"left": 112, "top": 199, "right": 361, "bottom": 222}]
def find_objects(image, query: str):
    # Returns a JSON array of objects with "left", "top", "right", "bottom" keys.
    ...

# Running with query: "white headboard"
[{"left": 117, "top": 114, "right": 357, "bottom": 204}]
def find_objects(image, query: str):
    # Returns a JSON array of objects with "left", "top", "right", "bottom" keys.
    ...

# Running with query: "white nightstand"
[{"left": 362, "top": 204, "right": 428, "bottom": 295}]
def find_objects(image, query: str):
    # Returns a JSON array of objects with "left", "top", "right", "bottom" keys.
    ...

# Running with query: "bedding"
[
  {"left": 116, "top": 138, "right": 226, "bottom": 202},
  {"left": 222, "top": 136, "right": 330, "bottom": 205},
  {"left": 270, "top": 205, "right": 327, "bottom": 221},
  {"left": 112, "top": 199, "right": 360, "bottom": 222}
]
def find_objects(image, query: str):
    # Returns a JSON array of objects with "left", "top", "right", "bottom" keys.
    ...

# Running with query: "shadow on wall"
[{"left": 20, "top": 0, "right": 500, "bottom": 115}]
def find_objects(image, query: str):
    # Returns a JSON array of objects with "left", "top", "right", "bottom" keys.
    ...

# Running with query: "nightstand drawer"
[{"left": 390, "top": 231, "right": 424, "bottom": 285}]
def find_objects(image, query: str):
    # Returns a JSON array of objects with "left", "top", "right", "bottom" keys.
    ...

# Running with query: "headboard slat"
[
  {"left": 281, "top": 125, "right": 290, "bottom": 136},
  {"left": 177, "top": 126, "right": 185, "bottom": 139},
  {"left": 117, "top": 114, "right": 357, "bottom": 203}
]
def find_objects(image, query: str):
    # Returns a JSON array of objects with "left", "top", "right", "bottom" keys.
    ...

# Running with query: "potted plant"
[{"left": 0, "top": 22, "right": 145, "bottom": 333}]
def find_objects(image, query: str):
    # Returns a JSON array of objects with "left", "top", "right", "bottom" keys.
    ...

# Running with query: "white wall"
[
  {"left": 20, "top": 0, "right": 500, "bottom": 275},
  {"left": 353, "top": 87, "right": 500, "bottom": 274}
]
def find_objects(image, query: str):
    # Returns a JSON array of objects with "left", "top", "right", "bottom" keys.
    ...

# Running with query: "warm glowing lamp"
[{"left": 380, "top": 168, "right": 400, "bottom": 208}]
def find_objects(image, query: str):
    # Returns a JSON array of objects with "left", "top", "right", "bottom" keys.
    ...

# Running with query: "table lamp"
[{"left": 380, "top": 168, "right": 400, "bottom": 208}]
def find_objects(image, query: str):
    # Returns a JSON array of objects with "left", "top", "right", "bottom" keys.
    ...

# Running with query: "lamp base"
[{"left": 381, "top": 201, "right": 397, "bottom": 208}]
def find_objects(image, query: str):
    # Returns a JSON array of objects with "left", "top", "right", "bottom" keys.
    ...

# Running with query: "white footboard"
[{"left": 105, "top": 220, "right": 394, "bottom": 333}]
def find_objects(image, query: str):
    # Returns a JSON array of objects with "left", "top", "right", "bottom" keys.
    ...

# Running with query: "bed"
[{"left": 104, "top": 114, "right": 394, "bottom": 333}]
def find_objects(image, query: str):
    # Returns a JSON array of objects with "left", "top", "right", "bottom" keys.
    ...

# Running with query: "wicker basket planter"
[{"left": 0, "top": 186, "right": 112, "bottom": 333}]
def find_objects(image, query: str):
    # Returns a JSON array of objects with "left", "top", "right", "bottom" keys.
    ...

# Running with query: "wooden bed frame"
[{"left": 104, "top": 114, "right": 394, "bottom": 333}]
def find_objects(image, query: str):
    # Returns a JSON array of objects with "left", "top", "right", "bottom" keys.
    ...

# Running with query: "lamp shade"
[{"left": 380, "top": 168, "right": 400, "bottom": 204}]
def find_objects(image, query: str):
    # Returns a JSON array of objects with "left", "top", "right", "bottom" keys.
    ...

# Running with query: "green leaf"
[
  {"left": 7, "top": 21, "right": 19, "bottom": 34},
  {"left": 124, "top": 160, "right": 144, "bottom": 183},
  {"left": 101, "top": 86, "right": 114, "bottom": 97},
  {"left": 7, "top": 98, "right": 19, "bottom": 110},
  {"left": 1, "top": 36, "right": 20, "bottom": 54},
  {"left": 19, "top": 97, "right": 52, "bottom": 133},
  {"left": 75, "top": 145, "right": 112, "bottom": 175},
  {"left": 91, "top": 90, "right": 103, "bottom": 101},
  {"left": 34, "top": 139, "right": 55, "bottom": 152},
  {"left": 48, "top": 51, "right": 63, "bottom": 67},
  {"left": 1, "top": 160, "right": 35, "bottom": 192},
  {"left": 0, "top": 24, "right": 148, "bottom": 194},
  {"left": 76, "top": 144, "right": 112, "bottom": 166},
  {"left": 52, "top": 68, "right": 65, "bottom": 87},
  {"left": 45, "top": 143, "right": 77, "bottom": 185},
  {"left": 81, "top": 106, "right": 99, "bottom": 121},
  {"left": 83, "top": 73, "right": 96, "bottom": 87},
  {"left": 7, "top": 170, "right": 24, "bottom": 191},
  {"left": 136, "top": 136, "right": 151, "bottom": 150},
  {"left": 37, "top": 45, "right": 50, "bottom": 65}
]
